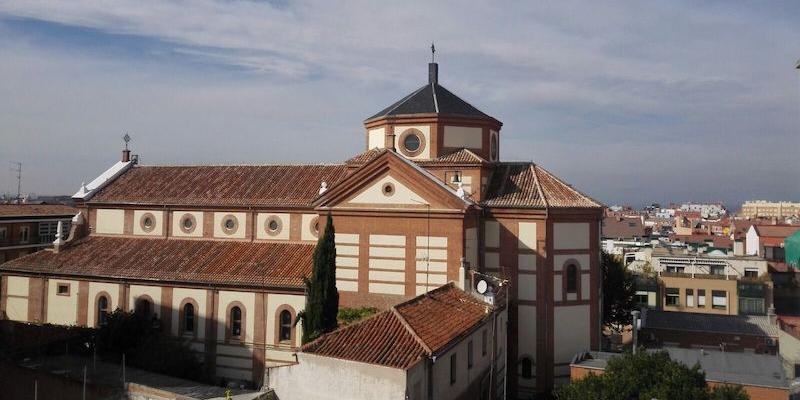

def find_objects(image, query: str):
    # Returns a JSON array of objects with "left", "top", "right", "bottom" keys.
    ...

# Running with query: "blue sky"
[{"left": 0, "top": 1, "right": 798, "bottom": 209}]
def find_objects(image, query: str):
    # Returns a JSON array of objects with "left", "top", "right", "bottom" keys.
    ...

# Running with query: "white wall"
[
  {"left": 269, "top": 352, "right": 407, "bottom": 400},
  {"left": 443, "top": 126, "right": 482, "bottom": 149},
  {"left": 88, "top": 282, "right": 119, "bottom": 327},
  {"left": 746, "top": 226, "right": 760, "bottom": 255},
  {"left": 5, "top": 276, "right": 29, "bottom": 321},
  {"left": 47, "top": 279, "right": 79, "bottom": 325},
  {"left": 553, "top": 305, "right": 591, "bottom": 378},
  {"left": 95, "top": 209, "right": 124, "bottom": 234},
  {"left": 172, "top": 288, "right": 207, "bottom": 338},
  {"left": 553, "top": 223, "right": 590, "bottom": 250}
]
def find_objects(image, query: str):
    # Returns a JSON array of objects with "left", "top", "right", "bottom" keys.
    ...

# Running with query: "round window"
[
  {"left": 265, "top": 216, "right": 282, "bottom": 236},
  {"left": 221, "top": 214, "right": 238, "bottom": 234},
  {"left": 140, "top": 212, "right": 156, "bottom": 233},
  {"left": 490, "top": 133, "right": 499, "bottom": 161},
  {"left": 382, "top": 182, "right": 395, "bottom": 196},
  {"left": 310, "top": 216, "right": 320, "bottom": 237},
  {"left": 398, "top": 128, "right": 426, "bottom": 157},
  {"left": 179, "top": 214, "right": 197, "bottom": 234},
  {"left": 404, "top": 134, "right": 420, "bottom": 152}
]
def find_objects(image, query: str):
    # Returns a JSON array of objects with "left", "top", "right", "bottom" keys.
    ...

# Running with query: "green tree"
[
  {"left": 602, "top": 251, "right": 636, "bottom": 333},
  {"left": 709, "top": 384, "right": 749, "bottom": 400},
  {"left": 297, "top": 213, "right": 339, "bottom": 343},
  {"left": 555, "top": 351, "right": 749, "bottom": 400}
]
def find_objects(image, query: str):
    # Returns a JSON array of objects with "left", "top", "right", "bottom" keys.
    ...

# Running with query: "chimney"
[
  {"left": 429, "top": 63, "right": 438, "bottom": 85},
  {"left": 122, "top": 149, "right": 131, "bottom": 162}
]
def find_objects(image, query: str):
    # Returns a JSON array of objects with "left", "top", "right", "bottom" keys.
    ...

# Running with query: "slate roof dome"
[{"left": 365, "top": 63, "right": 497, "bottom": 123}]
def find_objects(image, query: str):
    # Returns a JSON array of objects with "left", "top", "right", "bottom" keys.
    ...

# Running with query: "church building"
[{"left": 0, "top": 61, "right": 603, "bottom": 396}]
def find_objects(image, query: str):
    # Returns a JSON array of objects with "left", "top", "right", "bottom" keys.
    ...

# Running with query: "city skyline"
[{"left": 1, "top": 1, "right": 799, "bottom": 208}]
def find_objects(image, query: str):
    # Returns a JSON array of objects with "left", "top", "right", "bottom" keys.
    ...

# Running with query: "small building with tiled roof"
[
  {"left": 0, "top": 60, "right": 603, "bottom": 396},
  {"left": 268, "top": 283, "right": 507, "bottom": 400},
  {"left": 746, "top": 224, "right": 800, "bottom": 258}
]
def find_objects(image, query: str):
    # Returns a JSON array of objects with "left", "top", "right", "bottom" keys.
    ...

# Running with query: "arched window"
[
  {"left": 521, "top": 357, "right": 533, "bottom": 379},
  {"left": 97, "top": 295, "right": 109, "bottom": 326},
  {"left": 279, "top": 310, "right": 292, "bottom": 342},
  {"left": 231, "top": 306, "right": 242, "bottom": 338},
  {"left": 183, "top": 303, "right": 195, "bottom": 334},
  {"left": 135, "top": 297, "right": 152, "bottom": 318},
  {"left": 566, "top": 264, "right": 578, "bottom": 293}
]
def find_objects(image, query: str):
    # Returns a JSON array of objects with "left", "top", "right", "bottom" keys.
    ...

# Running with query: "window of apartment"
[
  {"left": 712, "top": 291, "right": 727, "bottom": 310},
  {"left": 279, "top": 310, "right": 293, "bottom": 342},
  {"left": 698, "top": 289, "right": 706, "bottom": 308},
  {"left": 38, "top": 221, "right": 58, "bottom": 243},
  {"left": 744, "top": 269, "right": 759, "bottom": 279},
  {"left": 665, "top": 288, "right": 680, "bottom": 306},
  {"left": 566, "top": 264, "right": 578, "bottom": 293},
  {"left": 739, "top": 297, "right": 765, "bottom": 315},
  {"left": 686, "top": 289, "right": 694, "bottom": 307},
  {"left": 481, "top": 329, "right": 487, "bottom": 356},
  {"left": 467, "top": 340, "right": 474, "bottom": 369},
  {"left": 521, "top": 357, "right": 533, "bottom": 379},
  {"left": 182, "top": 303, "right": 195, "bottom": 334},
  {"left": 450, "top": 353, "right": 457, "bottom": 384},
  {"left": 634, "top": 291, "right": 649, "bottom": 306},
  {"left": 667, "top": 266, "right": 685, "bottom": 274},
  {"left": 710, "top": 265, "right": 725, "bottom": 276},
  {"left": 19, "top": 226, "right": 29, "bottom": 243},
  {"left": 231, "top": 306, "right": 243, "bottom": 338},
  {"left": 97, "top": 295, "right": 109, "bottom": 326},
  {"left": 56, "top": 283, "right": 70, "bottom": 296},
  {"left": 0, "top": 227, "right": 7, "bottom": 240}
]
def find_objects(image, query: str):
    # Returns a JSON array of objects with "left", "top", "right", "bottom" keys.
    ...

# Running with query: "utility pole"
[{"left": 10, "top": 161, "right": 21, "bottom": 202}]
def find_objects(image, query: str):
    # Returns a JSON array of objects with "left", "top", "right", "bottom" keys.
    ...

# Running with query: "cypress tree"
[{"left": 297, "top": 213, "right": 339, "bottom": 344}]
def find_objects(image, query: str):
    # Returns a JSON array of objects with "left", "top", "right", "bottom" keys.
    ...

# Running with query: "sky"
[{"left": 0, "top": 1, "right": 798, "bottom": 210}]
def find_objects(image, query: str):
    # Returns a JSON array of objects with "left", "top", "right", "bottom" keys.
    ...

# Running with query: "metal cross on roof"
[
  {"left": 431, "top": 42, "right": 436, "bottom": 63},
  {"left": 123, "top": 133, "right": 131, "bottom": 150}
]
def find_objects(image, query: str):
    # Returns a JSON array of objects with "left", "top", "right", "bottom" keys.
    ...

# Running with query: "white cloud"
[{"left": 0, "top": 1, "right": 798, "bottom": 207}]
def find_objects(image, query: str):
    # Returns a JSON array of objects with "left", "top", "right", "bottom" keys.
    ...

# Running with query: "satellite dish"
[{"left": 476, "top": 279, "right": 488, "bottom": 294}]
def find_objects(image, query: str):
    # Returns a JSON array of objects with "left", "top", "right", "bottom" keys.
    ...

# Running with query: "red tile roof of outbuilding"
[
  {"left": 0, "top": 204, "right": 77, "bottom": 218},
  {"left": 302, "top": 283, "right": 495, "bottom": 369},
  {"left": 1, "top": 236, "right": 313, "bottom": 289}
]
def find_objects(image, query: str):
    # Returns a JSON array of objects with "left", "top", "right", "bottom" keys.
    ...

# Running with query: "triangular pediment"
[{"left": 316, "top": 150, "right": 473, "bottom": 211}]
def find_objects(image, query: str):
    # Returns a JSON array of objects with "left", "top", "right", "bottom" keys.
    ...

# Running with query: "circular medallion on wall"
[
  {"left": 180, "top": 213, "right": 197, "bottom": 234},
  {"left": 265, "top": 215, "right": 283, "bottom": 236},
  {"left": 398, "top": 128, "right": 426, "bottom": 157},
  {"left": 382, "top": 182, "right": 395, "bottom": 197},
  {"left": 221, "top": 214, "right": 239, "bottom": 235},
  {"left": 140, "top": 212, "right": 156, "bottom": 233},
  {"left": 310, "top": 216, "right": 320, "bottom": 238}
]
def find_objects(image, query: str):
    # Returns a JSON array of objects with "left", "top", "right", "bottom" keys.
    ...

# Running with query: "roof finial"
[
  {"left": 123, "top": 132, "right": 131, "bottom": 150},
  {"left": 431, "top": 42, "right": 436, "bottom": 63}
]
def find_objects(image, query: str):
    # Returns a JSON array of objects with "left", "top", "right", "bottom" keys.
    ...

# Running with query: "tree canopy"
[
  {"left": 602, "top": 251, "right": 636, "bottom": 333},
  {"left": 555, "top": 350, "right": 749, "bottom": 400},
  {"left": 297, "top": 213, "right": 339, "bottom": 344}
]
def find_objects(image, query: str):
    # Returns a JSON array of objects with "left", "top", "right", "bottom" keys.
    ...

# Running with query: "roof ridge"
[
  {"left": 530, "top": 163, "right": 549, "bottom": 209},
  {"left": 534, "top": 164, "right": 602, "bottom": 207},
  {"left": 435, "top": 84, "right": 489, "bottom": 118},
  {"left": 390, "top": 307, "right": 433, "bottom": 355},
  {"left": 135, "top": 163, "right": 346, "bottom": 168},
  {"left": 431, "top": 83, "right": 439, "bottom": 113}
]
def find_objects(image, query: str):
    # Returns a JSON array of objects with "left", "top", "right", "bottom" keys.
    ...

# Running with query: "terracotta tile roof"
[
  {"left": 301, "top": 310, "right": 426, "bottom": 369},
  {"left": 482, "top": 163, "right": 602, "bottom": 209},
  {"left": 344, "top": 148, "right": 384, "bottom": 166},
  {"left": 753, "top": 225, "right": 800, "bottom": 239},
  {"left": 602, "top": 216, "right": 647, "bottom": 239},
  {"left": 302, "top": 283, "right": 493, "bottom": 369},
  {"left": 89, "top": 165, "right": 349, "bottom": 207},
  {"left": 416, "top": 148, "right": 487, "bottom": 165},
  {"left": 0, "top": 204, "right": 77, "bottom": 218},
  {"left": 0, "top": 236, "right": 313, "bottom": 289}
]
